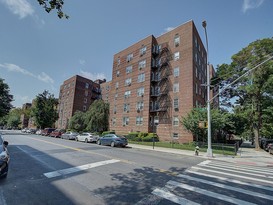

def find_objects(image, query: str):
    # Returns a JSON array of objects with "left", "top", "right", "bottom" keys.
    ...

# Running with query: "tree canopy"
[
  {"left": 37, "top": 0, "right": 69, "bottom": 19},
  {"left": 0, "top": 78, "right": 13, "bottom": 118}
]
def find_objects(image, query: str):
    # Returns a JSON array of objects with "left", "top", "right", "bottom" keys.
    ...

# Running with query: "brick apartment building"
[
  {"left": 108, "top": 20, "right": 216, "bottom": 143},
  {"left": 57, "top": 75, "right": 105, "bottom": 129}
]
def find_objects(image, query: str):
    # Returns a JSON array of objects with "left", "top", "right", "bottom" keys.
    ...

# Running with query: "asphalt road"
[{"left": 0, "top": 131, "right": 203, "bottom": 205}]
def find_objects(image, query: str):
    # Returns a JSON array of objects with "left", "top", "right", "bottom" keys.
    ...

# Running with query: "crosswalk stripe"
[
  {"left": 185, "top": 169, "right": 273, "bottom": 192},
  {"left": 43, "top": 159, "right": 120, "bottom": 178},
  {"left": 178, "top": 174, "right": 273, "bottom": 200},
  {"left": 152, "top": 188, "right": 200, "bottom": 205},
  {"left": 197, "top": 164, "right": 273, "bottom": 179},
  {"left": 190, "top": 166, "right": 273, "bottom": 185},
  {"left": 167, "top": 180, "right": 257, "bottom": 205},
  {"left": 206, "top": 161, "right": 273, "bottom": 175}
]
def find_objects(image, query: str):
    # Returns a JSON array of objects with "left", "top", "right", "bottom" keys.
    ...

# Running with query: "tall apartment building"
[
  {"left": 57, "top": 75, "right": 104, "bottom": 129},
  {"left": 109, "top": 20, "right": 213, "bottom": 143}
]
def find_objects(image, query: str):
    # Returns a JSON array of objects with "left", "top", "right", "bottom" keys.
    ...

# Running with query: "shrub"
[{"left": 101, "top": 131, "right": 115, "bottom": 136}]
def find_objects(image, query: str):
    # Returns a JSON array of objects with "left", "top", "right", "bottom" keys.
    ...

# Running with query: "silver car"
[
  {"left": 75, "top": 133, "right": 99, "bottom": 143},
  {"left": 61, "top": 131, "right": 79, "bottom": 140}
]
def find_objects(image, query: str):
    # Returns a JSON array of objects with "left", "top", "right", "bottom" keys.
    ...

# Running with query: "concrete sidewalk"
[{"left": 129, "top": 141, "right": 273, "bottom": 167}]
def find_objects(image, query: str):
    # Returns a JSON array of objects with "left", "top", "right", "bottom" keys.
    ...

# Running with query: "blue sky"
[{"left": 0, "top": 0, "right": 272, "bottom": 108}]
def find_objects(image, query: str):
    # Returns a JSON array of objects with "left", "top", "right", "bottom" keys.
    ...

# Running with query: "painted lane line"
[
  {"left": 190, "top": 166, "right": 273, "bottom": 185},
  {"left": 186, "top": 169, "right": 273, "bottom": 192},
  {"left": 44, "top": 159, "right": 120, "bottom": 178},
  {"left": 167, "top": 180, "right": 257, "bottom": 205},
  {"left": 152, "top": 188, "right": 200, "bottom": 205},
  {"left": 178, "top": 174, "right": 273, "bottom": 201},
  {"left": 198, "top": 164, "right": 273, "bottom": 179}
]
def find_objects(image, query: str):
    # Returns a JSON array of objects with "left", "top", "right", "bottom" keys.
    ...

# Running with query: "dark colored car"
[
  {"left": 97, "top": 134, "right": 128, "bottom": 147},
  {"left": 41, "top": 128, "right": 56, "bottom": 136},
  {"left": 264, "top": 140, "right": 273, "bottom": 151},
  {"left": 50, "top": 129, "right": 65, "bottom": 138},
  {"left": 0, "top": 135, "right": 10, "bottom": 178}
]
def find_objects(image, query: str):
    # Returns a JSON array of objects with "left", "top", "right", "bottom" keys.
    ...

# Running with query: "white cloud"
[
  {"left": 79, "top": 59, "right": 86, "bottom": 66},
  {"left": 0, "top": 0, "right": 34, "bottom": 19},
  {"left": 13, "top": 94, "right": 33, "bottom": 107},
  {"left": 242, "top": 0, "right": 264, "bottom": 13},
  {"left": 80, "top": 70, "right": 106, "bottom": 81},
  {"left": 0, "top": 63, "right": 54, "bottom": 84}
]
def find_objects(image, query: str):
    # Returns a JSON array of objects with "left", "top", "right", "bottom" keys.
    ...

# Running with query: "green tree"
[
  {"left": 37, "top": 0, "right": 69, "bottom": 19},
  {"left": 31, "top": 90, "right": 58, "bottom": 129},
  {"left": 0, "top": 78, "right": 13, "bottom": 118},
  {"left": 7, "top": 108, "right": 22, "bottom": 128},
  {"left": 68, "top": 111, "right": 86, "bottom": 132},
  {"left": 216, "top": 38, "right": 273, "bottom": 149},
  {"left": 85, "top": 100, "right": 109, "bottom": 132}
]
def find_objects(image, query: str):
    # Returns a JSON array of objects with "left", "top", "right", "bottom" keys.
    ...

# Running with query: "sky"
[{"left": 0, "top": 0, "right": 272, "bottom": 108}]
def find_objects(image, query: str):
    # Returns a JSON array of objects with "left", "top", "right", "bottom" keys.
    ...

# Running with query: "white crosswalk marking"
[{"left": 148, "top": 160, "right": 273, "bottom": 205}]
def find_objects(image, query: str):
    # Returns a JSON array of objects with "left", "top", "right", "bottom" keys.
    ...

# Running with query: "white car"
[{"left": 75, "top": 133, "right": 99, "bottom": 143}]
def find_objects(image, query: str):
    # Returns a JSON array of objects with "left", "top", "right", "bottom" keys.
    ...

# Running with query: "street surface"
[{"left": 1, "top": 130, "right": 273, "bottom": 205}]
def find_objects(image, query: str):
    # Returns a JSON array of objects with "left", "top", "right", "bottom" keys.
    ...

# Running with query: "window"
[
  {"left": 138, "top": 60, "right": 146, "bottom": 70},
  {"left": 116, "top": 70, "right": 120, "bottom": 77},
  {"left": 112, "top": 118, "right": 116, "bottom": 126},
  {"left": 195, "top": 83, "right": 198, "bottom": 94},
  {"left": 122, "top": 117, "right": 129, "bottom": 125},
  {"left": 173, "top": 83, "right": 179, "bottom": 93},
  {"left": 127, "top": 53, "right": 133, "bottom": 62},
  {"left": 173, "top": 133, "right": 179, "bottom": 138},
  {"left": 124, "top": 91, "right": 131, "bottom": 98},
  {"left": 140, "top": 46, "right": 146, "bottom": 56},
  {"left": 136, "top": 101, "right": 144, "bottom": 110},
  {"left": 85, "top": 90, "right": 88, "bottom": 96},
  {"left": 174, "top": 52, "right": 180, "bottom": 61},
  {"left": 83, "top": 105, "right": 86, "bottom": 111},
  {"left": 117, "top": 58, "right": 120, "bottom": 65},
  {"left": 125, "top": 78, "right": 132, "bottom": 86},
  {"left": 174, "top": 67, "right": 179, "bottom": 77},
  {"left": 113, "top": 105, "right": 117, "bottom": 114},
  {"left": 115, "top": 93, "right": 118, "bottom": 99},
  {"left": 85, "top": 83, "right": 89, "bottom": 89},
  {"left": 126, "top": 65, "right": 133, "bottom": 74},
  {"left": 174, "top": 35, "right": 180, "bottom": 47},
  {"left": 195, "top": 66, "right": 198, "bottom": 78},
  {"left": 115, "top": 82, "right": 119, "bottom": 89},
  {"left": 123, "top": 103, "right": 130, "bottom": 112},
  {"left": 137, "top": 73, "right": 145, "bottom": 83},
  {"left": 136, "top": 116, "right": 143, "bottom": 125},
  {"left": 137, "top": 87, "right": 144, "bottom": 96},
  {"left": 174, "top": 98, "right": 179, "bottom": 109},
  {"left": 173, "top": 116, "right": 179, "bottom": 126},
  {"left": 84, "top": 98, "right": 87, "bottom": 103}
]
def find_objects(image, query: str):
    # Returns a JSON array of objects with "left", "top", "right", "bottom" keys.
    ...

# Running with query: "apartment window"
[
  {"left": 85, "top": 83, "right": 89, "bottom": 89},
  {"left": 174, "top": 67, "right": 179, "bottom": 77},
  {"left": 83, "top": 105, "right": 86, "bottom": 111},
  {"left": 122, "top": 117, "right": 129, "bottom": 126},
  {"left": 84, "top": 90, "right": 88, "bottom": 96},
  {"left": 136, "top": 101, "right": 144, "bottom": 110},
  {"left": 124, "top": 91, "right": 131, "bottom": 98},
  {"left": 194, "top": 36, "right": 197, "bottom": 47},
  {"left": 126, "top": 65, "right": 133, "bottom": 74},
  {"left": 173, "top": 83, "right": 179, "bottom": 93},
  {"left": 136, "top": 116, "right": 143, "bottom": 125},
  {"left": 123, "top": 103, "right": 130, "bottom": 112},
  {"left": 138, "top": 60, "right": 146, "bottom": 70},
  {"left": 174, "top": 52, "right": 180, "bottom": 61},
  {"left": 125, "top": 78, "right": 132, "bottom": 86},
  {"left": 137, "top": 73, "right": 145, "bottom": 83},
  {"left": 140, "top": 46, "right": 146, "bottom": 56},
  {"left": 115, "top": 82, "right": 119, "bottom": 89},
  {"left": 195, "top": 83, "right": 198, "bottom": 94},
  {"left": 113, "top": 105, "right": 117, "bottom": 114},
  {"left": 174, "top": 35, "right": 180, "bottom": 47},
  {"left": 127, "top": 53, "right": 133, "bottom": 62},
  {"left": 116, "top": 70, "right": 120, "bottom": 77},
  {"left": 137, "top": 87, "right": 145, "bottom": 96},
  {"left": 195, "top": 53, "right": 198, "bottom": 63},
  {"left": 84, "top": 98, "right": 87, "bottom": 103},
  {"left": 195, "top": 66, "right": 198, "bottom": 78},
  {"left": 173, "top": 116, "right": 179, "bottom": 126},
  {"left": 174, "top": 98, "right": 179, "bottom": 109},
  {"left": 112, "top": 118, "right": 116, "bottom": 126},
  {"left": 117, "top": 58, "right": 120, "bottom": 65},
  {"left": 115, "top": 93, "right": 118, "bottom": 99},
  {"left": 173, "top": 133, "right": 179, "bottom": 138}
]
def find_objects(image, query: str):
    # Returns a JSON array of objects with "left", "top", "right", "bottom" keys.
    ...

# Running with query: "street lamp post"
[{"left": 202, "top": 21, "right": 213, "bottom": 158}]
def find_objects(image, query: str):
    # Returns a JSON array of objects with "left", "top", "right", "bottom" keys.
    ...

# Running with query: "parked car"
[
  {"left": 76, "top": 133, "right": 99, "bottom": 143},
  {"left": 264, "top": 140, "right": 273, "bottom": 151},
  {"left": 266, "top": 143, "right": 273, "bottom": 152},
  {"left": 41, "top": 128, "right": 56, "bottom": 136},
  {"left": 97, "top": 134, "right": 128, "bottom": 147},
  {"left": 61, "top": 131, "right": 79, "bottom": 140},
  {"left": 269, "top": 146, "right": 273, "bottom": 155},
  {"left": 50, "top": 129, "right": 65, "bottom": 138},
  {"left": 0, "top": 135, "right": 10, "bottom": 178},
  {"left": 35, "top": 129, "right": 42, "bottom": 135}
]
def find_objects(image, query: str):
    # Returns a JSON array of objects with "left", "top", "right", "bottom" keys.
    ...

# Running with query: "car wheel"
[
  {"left": 97, "top": 140, "right": 101, "bottom": 145},
  {"left": 111, "top": 141, "right": 115, "bottom": 147},
  {"left": 85, "top": 138, "right": 88, "bottom": 143}
]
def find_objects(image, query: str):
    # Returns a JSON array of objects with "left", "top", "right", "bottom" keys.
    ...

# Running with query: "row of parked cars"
[
  {"left": 22, "top": 128, "right": 128, "bottom": 147},
  {"left": 259, "top": 138, "right": 273, "bottom": 155}
]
